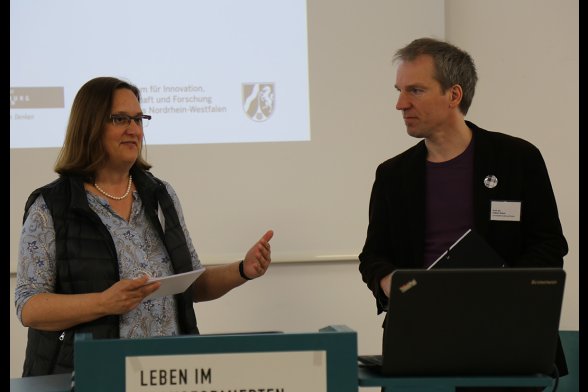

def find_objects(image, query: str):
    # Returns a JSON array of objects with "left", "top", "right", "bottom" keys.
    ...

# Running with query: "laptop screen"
[{"left": 380, "top": 268, "right": 565, "bottom": 376}]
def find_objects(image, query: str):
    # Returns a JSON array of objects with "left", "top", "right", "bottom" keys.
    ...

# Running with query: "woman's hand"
[
  {"left": 100, "top": 275, "right": 161, "bottom": 315},
  {"left": 241, "top": 230, "right": 274, "bottom": 279}
]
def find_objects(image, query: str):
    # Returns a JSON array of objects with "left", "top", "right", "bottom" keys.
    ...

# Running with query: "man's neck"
[{"left": 425, "top": 120, "right": 472, "bottom": 163}]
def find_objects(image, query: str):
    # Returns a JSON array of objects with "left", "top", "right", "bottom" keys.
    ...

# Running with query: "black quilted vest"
[{"left": 21, "top": 167, "right": 198, "bottom": 376}]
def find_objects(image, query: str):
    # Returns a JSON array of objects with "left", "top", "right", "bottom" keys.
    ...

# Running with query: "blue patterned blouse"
[{"left": 15, "top": 181, "right": 202, "bottom": 338}]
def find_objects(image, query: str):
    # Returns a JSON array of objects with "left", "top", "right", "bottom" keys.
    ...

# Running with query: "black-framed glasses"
[{"left": 109, "top": 114, "right": 152, "bottom": 128}]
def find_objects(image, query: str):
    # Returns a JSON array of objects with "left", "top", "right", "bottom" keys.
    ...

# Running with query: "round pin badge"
[{"left": 484, "top": 175, "right": 498, "bottom": 189}]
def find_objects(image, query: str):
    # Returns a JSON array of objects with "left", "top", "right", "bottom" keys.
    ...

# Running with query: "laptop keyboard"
[{"left": 357, "top": 354, "right": 383, "bottom": 368}]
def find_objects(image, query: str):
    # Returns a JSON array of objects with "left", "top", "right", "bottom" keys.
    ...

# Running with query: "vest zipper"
[{"left": 48, "top": 331, "right": 66, "bottom": 374}]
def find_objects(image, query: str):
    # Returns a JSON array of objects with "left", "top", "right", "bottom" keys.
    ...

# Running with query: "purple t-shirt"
[{"left": 423, "top": 141, "right": 474, "bottom": 268}]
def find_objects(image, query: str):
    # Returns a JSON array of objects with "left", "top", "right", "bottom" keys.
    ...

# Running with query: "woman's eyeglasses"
[{"left": 109, "top": 114, "right": 152, "bottom": 128}]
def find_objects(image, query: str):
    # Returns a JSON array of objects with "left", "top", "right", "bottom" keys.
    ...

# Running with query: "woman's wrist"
[{"left": 238, "top": 260, "right": 252, "bottom": 281}]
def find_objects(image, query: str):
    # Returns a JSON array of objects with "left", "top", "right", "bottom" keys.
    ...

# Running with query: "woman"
[{"left": 15, "top": 76, "right": 273, "bottom": 376}]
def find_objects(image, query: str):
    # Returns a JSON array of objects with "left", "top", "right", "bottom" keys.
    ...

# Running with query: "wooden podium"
[
  {"left": 12, "top": 327, "right": 575, "bottom": 392},
  {"left": 73, "top": 324, "right": 357, "bottom": 392}
]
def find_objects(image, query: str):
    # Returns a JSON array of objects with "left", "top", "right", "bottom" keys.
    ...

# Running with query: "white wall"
[{"left": 10, "top": 0, "right": 578, "bottom": 383}]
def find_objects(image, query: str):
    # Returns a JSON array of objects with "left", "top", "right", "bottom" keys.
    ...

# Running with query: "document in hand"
[
  {"left": 427, "top": 229, "right": 505, "bottom": 269},
  {"left": 143, "top": 268, "right": 206, "bottom": 300}
]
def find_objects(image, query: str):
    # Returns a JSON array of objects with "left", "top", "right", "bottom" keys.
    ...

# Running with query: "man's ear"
[{"left": 449, "top": 84, "right": 463, "bottom": 108}]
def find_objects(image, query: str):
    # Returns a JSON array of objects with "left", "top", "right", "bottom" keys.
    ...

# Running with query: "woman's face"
[{"left": 102, "top": 88, "right": 144, "bottom": 170}]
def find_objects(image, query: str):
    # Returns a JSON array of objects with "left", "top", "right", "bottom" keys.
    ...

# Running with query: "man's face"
[{"left": 394, "top": 55, "right": 453, "bottom": 139}]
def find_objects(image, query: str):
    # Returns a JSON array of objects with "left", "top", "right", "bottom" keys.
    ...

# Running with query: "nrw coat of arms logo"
[{"left": 242, "top": 83, "right": 275, "bottom": 122}]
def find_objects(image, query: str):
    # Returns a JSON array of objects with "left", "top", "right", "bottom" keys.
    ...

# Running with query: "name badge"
[{"left": 490, "top": 201, "right": 521, "bottom": 221}]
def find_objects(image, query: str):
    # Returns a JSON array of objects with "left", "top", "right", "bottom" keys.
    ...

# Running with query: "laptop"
[{"left": 359, "top": 268, "right": 566, "bottom": 377}]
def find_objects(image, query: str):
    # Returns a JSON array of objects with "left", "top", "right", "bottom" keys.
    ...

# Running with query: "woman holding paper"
[{"left": 15, "top": 76, "right": 274, "bottom": 377}]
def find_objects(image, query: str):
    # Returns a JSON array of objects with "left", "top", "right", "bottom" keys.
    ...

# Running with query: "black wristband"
[{"left": 239, "top": 260, "right": 252, "bottom": 280}]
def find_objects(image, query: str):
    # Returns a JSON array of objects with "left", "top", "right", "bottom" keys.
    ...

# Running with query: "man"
[{"left": 358, "top": 37, "right": 568, "bottom": 390}]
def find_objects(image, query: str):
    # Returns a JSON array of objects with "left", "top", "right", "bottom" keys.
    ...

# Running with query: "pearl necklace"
[{"left": 94, "top": 175, "right": 133, "bottom": 200}]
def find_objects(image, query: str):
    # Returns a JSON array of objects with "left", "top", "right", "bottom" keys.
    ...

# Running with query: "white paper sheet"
[{"left": 143, "top": 268, "right": 206, "bottom": 300}]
